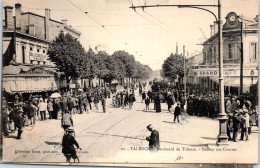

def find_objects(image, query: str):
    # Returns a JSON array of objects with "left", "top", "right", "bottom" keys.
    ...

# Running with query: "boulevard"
[{"left": 3, "top": 91, "right": 258, "bottom": 164}]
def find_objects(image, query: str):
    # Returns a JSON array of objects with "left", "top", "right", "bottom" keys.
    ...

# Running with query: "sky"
[{"left": 2, "top": 0, "right": 259, "bottom": 70}]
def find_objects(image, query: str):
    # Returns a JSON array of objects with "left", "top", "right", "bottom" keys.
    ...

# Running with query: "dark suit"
[
  {"left": 62, "top": 134, "right": 79, "bottom": 155},
  {"left": 174, "top": 106, "right": 182, "bottom": 122},
  {"left": 147, "top": 129, "right": 160, "bottom": 150},
  {"left": 60, "top": 98, "right": 69, "bottom": 113}
]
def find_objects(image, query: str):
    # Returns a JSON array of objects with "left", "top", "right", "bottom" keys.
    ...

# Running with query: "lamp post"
[
  {"left": 130, "top": 0, "right": 228, "bottom": 145},
  {"left": 250, "top": 70, "right": 255, "bottom": 94}
]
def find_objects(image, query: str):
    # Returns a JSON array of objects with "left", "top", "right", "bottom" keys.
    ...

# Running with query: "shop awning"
[
  {"left": 210, "top": 76, "right": 258, "bottom": 87},
  {"left": 2, "top": 75, "right": 58, "bottom": 94}
]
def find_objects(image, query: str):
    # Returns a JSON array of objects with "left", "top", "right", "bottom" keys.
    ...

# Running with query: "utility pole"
[
  {"left": 176, "top": 42, "right": 178, "bottom": 54},
  {"left": 216, "top": 0, "right": 228, "bottom": 145},
  {"left": 183, "top": 45, "right": 186, "bottom": 103},
  {"left": 239, "top": 21, "right": 244, "bottom": 96}
]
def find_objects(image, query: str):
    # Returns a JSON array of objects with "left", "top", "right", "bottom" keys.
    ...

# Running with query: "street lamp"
[
  {"left": 130, "top": 0, "right": 228, "bottom": 145},
  {"left": 250, "top": 70, "right": 255, "bottom": 93}
]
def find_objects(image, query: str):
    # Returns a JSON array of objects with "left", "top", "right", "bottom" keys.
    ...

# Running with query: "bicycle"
[
  {"left": 180, "top": 109, "right": 190, "bottom": 122},
  {"left": 63, "top": 128, "right": 81, "bottom": 163},
  {"left": 64, "top": 147, "right": 81, "bottom": 163}
]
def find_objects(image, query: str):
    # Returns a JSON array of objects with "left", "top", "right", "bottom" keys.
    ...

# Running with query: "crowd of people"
[
  {"left": 1, "top": 87, "right": 111, "bottom": 139},
  {"left": 2, "top": 80, "right": 258, "bottom": 145}
]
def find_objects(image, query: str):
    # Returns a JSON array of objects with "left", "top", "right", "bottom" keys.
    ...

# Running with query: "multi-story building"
[
  {"left": 188, "top": 12, "right": 258, "bottom": 95},
  {"left": 2, "top": 3, "right": 81, "bottom": 95}
]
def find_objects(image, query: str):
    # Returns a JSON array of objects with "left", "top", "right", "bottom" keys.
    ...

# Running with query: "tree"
[
  {"left": 162, "top": 53, "right": 191, "bottom": 82},
  {"left": 48, "top": 31, "right": 86, "bottom": 84},
  {"left": 112, "top": 50, "right": 135, "bottom": 78}
]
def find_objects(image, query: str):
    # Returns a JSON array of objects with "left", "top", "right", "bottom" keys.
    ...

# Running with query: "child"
[{"left": 145, "top": 97, "right": 150, "bottom": 111}]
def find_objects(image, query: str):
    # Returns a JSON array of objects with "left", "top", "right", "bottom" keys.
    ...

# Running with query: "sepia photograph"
[{"left": 0, "top": 0, "right": 259, "bottom": 166}]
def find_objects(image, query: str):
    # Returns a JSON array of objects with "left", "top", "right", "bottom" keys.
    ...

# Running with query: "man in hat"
[
  {"left": 174, "top": 103, "right": 182, "bottom": 123},
  {"left": 101, "top": 95, "right": 106, "bottom": 113},
  {"left": 15, "top": 109, "right": 24, "bottom": 139},
  {"left": 38, "top": 98, "right": 47, "bottom": 121},
  {"left": 60, "top": 96, "right": 69, "bottom": 114},
  {"left": 62, "top": 129, "right": 80, "bottom": 162},
  {"left": 61, "top": 110, "right": 74, "bottom": 132},
  {"left": 232, "top": 109, "right": 242, "bottom": 142},
  {"left": 146, "top": 124, "right": 160, "bottom": 151}
]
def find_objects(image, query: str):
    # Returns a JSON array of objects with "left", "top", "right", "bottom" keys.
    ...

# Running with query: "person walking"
[
  {"left": 14, "top": 109, "right": 24, "bottom": 139},
  {"left": 128, "top": 93, "right": 135, "bottom": 110},
  {"left": 62, "top": 129, "right": 80, "bottom": 163},
  {"left": 146, "top": 124, "right": 160, "bottom": 151},
  {"left": 61, "top": 110, "right": 74, "bottom": 132},
  {"left": 141, "top": 91, "right": 146, "bottom": 103},
  {"left": 38, "top": 99, "right": 47, "bottom": 121},
  {"left": 240, "top": 109, "right": 250, "bottom": 141},
  {"left": 154, "top": 93, "right": 161, "bottom": 112},
  {"left": 94, "top": 94, "right": 99, "bottom": 110},
  {"left": 174, "top": 103, "right": 182, "bottom": 123},
  {"left": 166, "top": 94, "right": 174, "bottom": 112},
  {"left": 233, "top": 109, "right": 242, "bottom": 142},
  {"left": 53, "top": 98, "right": 59, "bottom": 119},
  {"left": 145, "top": 96, "right": 150, "bottom": 111},
  {"left": 47, "top": 99, "right": 53, "bottom": 119},
  {"left": 28, "top": 102, "right": 37, "bottom": 127},
  {"left": 101, "top": 96, "right": 106, "bottom": 113}
]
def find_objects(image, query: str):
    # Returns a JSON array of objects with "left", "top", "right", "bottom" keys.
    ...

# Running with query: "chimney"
[
  {"left": 210, "top": 25, "right": 214, "bottom": 36},
  {"left": 45, "top": 8, "right": 50, "bottom": 40},
  {"left": 61, "top": 19, "right": 68, "bottom": 25},
  {"left": 15, "top": 3, "right": 22, "bottom": 30},
  {"left": 4, "top": 6, "right": 14, "bottom": 30},
  {"left": 27, "top": 24, "right": 35, "bottom": 36}
]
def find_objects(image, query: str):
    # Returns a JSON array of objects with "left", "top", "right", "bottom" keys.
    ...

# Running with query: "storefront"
[
  {"left": 2, "top": 65, "right": 58, "bottom": 100},
  {"left": 188, "top": 65, "right": 258, "bottom": 95}
]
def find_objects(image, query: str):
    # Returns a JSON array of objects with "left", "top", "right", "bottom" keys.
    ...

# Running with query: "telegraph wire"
[
  {"left": 65, "top": 0, "right": 126, "bottom": 45},
  {"left": 144, "top": 11, "right": 173, "bottom": 31}
]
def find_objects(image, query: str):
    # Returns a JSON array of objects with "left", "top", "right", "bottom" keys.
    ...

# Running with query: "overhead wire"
[{"left": 65, "top": 0, "right": 127, "bottom": 45}]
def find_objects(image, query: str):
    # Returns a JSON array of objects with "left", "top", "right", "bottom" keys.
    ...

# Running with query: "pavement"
[{"left": 2, "top": 91, "right": 258, "bottom": 165}]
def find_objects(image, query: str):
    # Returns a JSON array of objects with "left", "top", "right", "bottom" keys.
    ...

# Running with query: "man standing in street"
[
  {"left": 60, "top": 96, "right": 69, "bottom": 114},
  {"left": 61, "top": 110, "right": 74, "bottom": 132},
  {"left": 174, "top": 103, "right": 182, "bottom": 123},
  {"left": 146, "top": 124, "right": 160, "bottom": 151},
  {"left": 38, "top": 99, "right": 47, "bottom": 121},
  {"left": 15, "top": 109, "right": 24, "bottom": 139},
  {"left": 62, "top": 129, "right": 80, "bottom": 163},
  {"left": 101, "top": 96, "right": 106, "bottom": 113}
]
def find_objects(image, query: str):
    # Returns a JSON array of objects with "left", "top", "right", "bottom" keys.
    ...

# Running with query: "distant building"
[
  {"left": 188, "top": 12, "right": 258, "bottom": 95},
  {"left": 2, "top": 3, "right": 81, "bottom": 95}
]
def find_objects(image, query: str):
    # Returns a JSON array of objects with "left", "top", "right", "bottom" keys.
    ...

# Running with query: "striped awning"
[{"left": 2, "top": 75, "right": 58, "bottom": 94}]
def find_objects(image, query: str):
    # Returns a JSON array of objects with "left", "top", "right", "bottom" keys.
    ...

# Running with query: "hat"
[{"left": 146, "top": 124, "right": 152, "bottom": 129}]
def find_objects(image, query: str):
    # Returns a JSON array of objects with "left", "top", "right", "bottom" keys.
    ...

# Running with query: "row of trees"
[{"left": 48, "top": 32, "right": 152, "bottom": 84}]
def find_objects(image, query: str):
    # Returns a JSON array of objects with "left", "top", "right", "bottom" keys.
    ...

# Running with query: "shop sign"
[
  {"left": 29, "top": 52, "right": 47, "bottom": 61},
  {"left": 189, "top": 69, "right": 258, "bottom": 77}
]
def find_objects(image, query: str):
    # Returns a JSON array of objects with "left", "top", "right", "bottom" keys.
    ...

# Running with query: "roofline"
[
  {"left": 203, "top": 28, "right": 258, "bottom": 45},
  {"left": 3, "top": 30, "right": 50, "bottom": 43},
  {"left": 21, "top": 12, "right": 81, "bottom": 35}
]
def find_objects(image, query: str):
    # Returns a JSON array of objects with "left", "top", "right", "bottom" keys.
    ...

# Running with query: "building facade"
[
  {"left": 188, "top": 12, "right": 258, "bottom": 95},
  {"left": 2, "top": 3, "right": 81, "bottom": 95}
]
